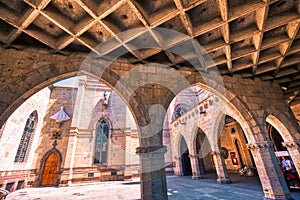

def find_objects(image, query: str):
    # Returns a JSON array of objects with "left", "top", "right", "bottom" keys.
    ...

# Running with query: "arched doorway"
[
  {"left": 267, "top": 122, "right": 300, "bottom": 188},
  {"left": 196, "top": 129, "right": 213, "bottom": 175},
  {"left": 219, "top": 116, "right": 256, "bottom": 176},
  {"left": 180, "top": 136, "right": 192, "bottom": 176},
  {"left": 40, "top": 152, "right": 59, "bottom": 186},
  {"left": 268, "top": 123, "right": 286, "bottom": 152},
  {"left": 267, "top": 123, "right": 292, "bottom": 168}
]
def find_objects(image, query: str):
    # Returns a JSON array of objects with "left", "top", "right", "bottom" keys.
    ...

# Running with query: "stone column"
[
  {"left": 60, "top": 130, "right": 78, "bottom": 186},
  {"left": 189, "top": 154, "right": 203, "bottom": 179},
  {"left": 211, "top": 150, "right": 231, "bottom": 184},
  {"left": 136, "top": 145, "right": 168, "bottom": 200},
  {"left": 173, "top": 156, "right": 183, "bottom": 176},
  {"left": 247, "top": 141, "right": 293, "bottom": 200},
  {"left": 282, "top": 140, "right": 300, "bottom": 175},
  {"left": 60, "top": 77, "right": 86, "bottom": 186}
]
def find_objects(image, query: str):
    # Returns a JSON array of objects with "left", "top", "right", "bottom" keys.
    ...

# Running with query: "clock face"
[{"left": 174, "top": 105, "right": 187, "bottom": 119}]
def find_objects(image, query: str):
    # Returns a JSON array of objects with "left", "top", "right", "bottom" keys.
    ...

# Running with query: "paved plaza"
[{"left": 6, "top": 175, "right": 300, "bottom": 200}]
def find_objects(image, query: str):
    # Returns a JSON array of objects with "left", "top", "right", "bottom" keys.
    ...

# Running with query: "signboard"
[
  {"left": 275, "top": 151, "right": 289, "bottom": 157},
  {"left": 230, "top": 152, "right": 239, "bottom": 165}
]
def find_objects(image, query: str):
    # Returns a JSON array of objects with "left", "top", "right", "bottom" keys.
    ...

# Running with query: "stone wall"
[
  {"left": 33, "top": 86, "right": 75, "bottom": 185},
  {"left": 0, "top": 87, "right": 51, "bottom": 191}
]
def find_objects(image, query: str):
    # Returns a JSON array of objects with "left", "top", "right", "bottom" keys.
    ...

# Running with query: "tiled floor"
[{"left": 6, "top": 174, "right": 300, "bottom": 200}]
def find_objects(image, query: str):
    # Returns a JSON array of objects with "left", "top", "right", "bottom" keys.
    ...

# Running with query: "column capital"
[
  {"left": 136, "top": 145, "right": 167, "bottom": 155},
  {"left": 211, "top": 151, "right": 221, "bottom": 155},
  {"left": 282, "top": 140, "right": 300, "bottom": 149},
  {"left": 69, "top": 127, "right": 79, "bottom": 136},
  {"left": 246, "top": 141, "right": 274, "bottom": 151},
  {"left": 174, "top": 155, "right": 181, "bottom": 160}
]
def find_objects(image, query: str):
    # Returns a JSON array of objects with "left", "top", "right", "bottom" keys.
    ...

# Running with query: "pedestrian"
[{"left": 281, "top": 157, "right": 293, "bottom": 171}]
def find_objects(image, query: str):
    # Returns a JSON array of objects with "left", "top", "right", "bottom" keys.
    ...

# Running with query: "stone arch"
[
  {"left": 174, "top": 133, "right": 190, "bottom": 157},
  {"left": 0, "top": 63, "right": 133, "bottom": 129},
  {"left": 266, "top": 115, "right": 294, "bottom": 142},
  {"left": 193, "top": 127, "right": 213, "bottom": 175},
  {"left": 36, "top": 148, "right": 63, "bottom": 187},
  {"left": 265, "top": 113, "right": 300, "bottom": 178},
  {"left": 178, "top": 134, "right": 192, "bottom": 176},
  {"left": 266, "top": 112, "right": 299, "bottom": 142},
  {"left": 190, "top": 125, "right": 211, "bottom": 157},
  {"left": 212, "top": 106, "right": 257, "bottom": 147},
  {"left": 0, "top": 71, "right": 77, "bottom": 128},
  {"left": 95, "top": 116, "right": 113, "bottom": 131},
  {"left": 0, "top": 61, "right": 260, "bottom": 143},
  {"left": 167, "top": 80, "right": 263, "bottom": 145}
]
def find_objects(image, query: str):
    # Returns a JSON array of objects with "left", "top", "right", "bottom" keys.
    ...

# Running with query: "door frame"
[{"left": 36, "top": 148, "right": 62, "bottom": 187}]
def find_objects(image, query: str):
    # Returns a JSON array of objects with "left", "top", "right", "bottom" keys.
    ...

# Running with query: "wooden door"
[{"left": 40, "top": 153, "right": 58, "bottom": 186}]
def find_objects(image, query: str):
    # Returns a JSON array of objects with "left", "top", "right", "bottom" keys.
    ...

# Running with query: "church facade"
[{"left": 0, "top": 76, "right": 142, "bottom": 190}]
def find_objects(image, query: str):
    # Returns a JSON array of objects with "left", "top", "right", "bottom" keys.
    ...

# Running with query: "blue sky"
[{"left": 53, "top": 76, "right": 79, "bottom": 88}]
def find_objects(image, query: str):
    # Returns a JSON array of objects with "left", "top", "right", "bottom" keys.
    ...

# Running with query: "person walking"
[{"left": 281, "top": 157, "right": 293, "bottom": 172}]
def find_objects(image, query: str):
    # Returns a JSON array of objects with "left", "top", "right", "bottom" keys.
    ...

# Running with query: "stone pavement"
[{"left": 6, "top": 174, "right": 300, "bottom": 200}]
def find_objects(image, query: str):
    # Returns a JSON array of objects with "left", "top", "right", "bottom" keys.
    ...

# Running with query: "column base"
[
  {"left": 174, "top": 171, "right": 183, "bottom": 176},
  {"left": 216, "top": 177, "right": 231, "bottom": 184},
  {"left": 192, "top": 175, "right": 203, "bottom": 180}
]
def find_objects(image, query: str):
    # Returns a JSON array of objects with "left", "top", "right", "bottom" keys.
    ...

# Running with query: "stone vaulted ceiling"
[{"left": 0, "top": 0, "right": 300, "bottom": 105}]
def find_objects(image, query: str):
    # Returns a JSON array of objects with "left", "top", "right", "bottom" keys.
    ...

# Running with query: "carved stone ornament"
[{"left": 246, "top": 141, "right": 274, "bottom": 151}]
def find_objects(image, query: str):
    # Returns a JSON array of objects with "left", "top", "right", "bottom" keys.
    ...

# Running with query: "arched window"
[
  {"left": 15, "top": 111, "right": 38, "bottom": 162},
  {"left": 94, "top": 119, "right": 109, "bottom": 164}
]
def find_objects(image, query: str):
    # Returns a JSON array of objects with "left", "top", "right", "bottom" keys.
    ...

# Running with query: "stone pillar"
[
  {"left": 60, "top": 77, "right": 86, "bottom": 186},
  {"left": 282, "top": 140, "right": 300, "bottom": 175},
  {"left": 211, "top": 151, "right": 231, "bottom": 184},
  {"left": 189, "top": 154, "right": 203, "bottom": 179},
  {"left": 136, "top": 145, "right": 168, "bottom": 200},
  {"left": 61, "top": 130, "right": 78, "bottom": 186},
  {"left": 247, "top": 141, "right": 293, "bottom": 200},
  {"left": 173, "top": 156, "right": 183, "bottom": 176}
]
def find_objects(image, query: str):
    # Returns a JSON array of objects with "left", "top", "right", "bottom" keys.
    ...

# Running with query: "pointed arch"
[
  {"left": 193, "top": 127, "right": 212, "bottom": 160},
  {"left": 93, "top": 117, "right": 111, "bottom": 165},
  {"left": 266, "top": 114, "right": 296, "bottom": 142},
  {"left": 179, "top": 135, "right": 192, "bottom": 176},
  {"left": 37, "top": 148, "right": 62, "bottom": 187},
  {"left": 14, "top": 110, "right": 38, "bottom": 162}
]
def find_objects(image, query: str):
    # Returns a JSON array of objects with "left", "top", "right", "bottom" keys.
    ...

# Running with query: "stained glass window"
[
  {"left": 14, "top": 111, "right": 37, "bottom": 162},
  {"left": 94, "top": 119, "right": 109, "bottom": 164}
]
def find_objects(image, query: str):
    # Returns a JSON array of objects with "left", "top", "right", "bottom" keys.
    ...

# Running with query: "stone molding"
[
  {"left": 246, "top": 141, "right": 274, "bottom": 150},
  {"left": 136, "top": 145, "right": 167, "bottom": 155},
  {"left": 174, "top": 155, "right": 181, "bottom": 160},
  {"left": 211, "top": 151, "right": 222, "bottom": 155},
  {"left": 189, "top": 154, "right": 199, "bottom": 158},
  {"left": 282, "top": 140, "right": 300, "bottom": 149}
]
